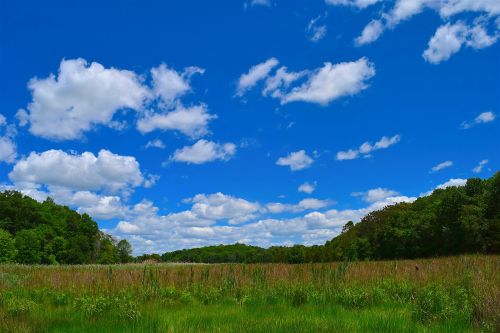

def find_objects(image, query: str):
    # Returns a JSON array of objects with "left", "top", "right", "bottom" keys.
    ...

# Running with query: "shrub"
[
  {"left": 5, "top": 297, "right": 37, "bottom": 316},
  {"left": 414, "top": 285, "right": 453, "bottom": 322},
  {"left": 74, "top": 295, "right": 114, "bottom": 318}
]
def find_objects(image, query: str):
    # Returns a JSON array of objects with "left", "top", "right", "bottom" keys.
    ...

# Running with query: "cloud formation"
[
  {"left": 237, "top": 58, "right": 376, "bottom": 105},
  {"left": 430, "top": 160, "right": 453, "bottom": 173},
  {"left": 171, "top": 139, "right": 237, "bottom": 164},
  {"left": 461, "top": 111, "right": 496, "bottom": 129},
  {"left": 336, "top": 134, "right": 400, "bottom": 160},
  {"left": 276, "top": 150, "right": 314, "bottom": 171}
]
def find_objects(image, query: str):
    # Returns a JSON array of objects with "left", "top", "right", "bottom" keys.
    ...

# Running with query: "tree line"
[
  {"left": 161, "top": 172, "right": 500, "bottom": 263},
  {"left": 1, "top": 172, "right": 499, "bottom": 264},
  {"left": 0, "top": 192, "right": 132, "bottom": 264}
]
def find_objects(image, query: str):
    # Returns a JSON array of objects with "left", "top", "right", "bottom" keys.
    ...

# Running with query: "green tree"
[
  {"left": 0, "top": 229, "right": 17, "bottom": 263},
  {"left": 15, "top": 229, "right": 41, "bottom": 264},
  {"left": 117, "top": 239, "right": 133, "bottom": 263}
]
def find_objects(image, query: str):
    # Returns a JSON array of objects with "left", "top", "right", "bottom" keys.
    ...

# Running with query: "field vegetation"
[{"left": 0, "top": 256, "right": 498, "bottom": 332}]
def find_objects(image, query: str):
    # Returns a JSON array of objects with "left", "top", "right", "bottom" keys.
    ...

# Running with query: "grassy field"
[{"left": 0, "top": 256, "right": 498, "bottom": 332}]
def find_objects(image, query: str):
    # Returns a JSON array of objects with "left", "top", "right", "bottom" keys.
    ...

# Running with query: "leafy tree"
[
  {"left": 15, "top": 229, "right": 42, "bottom": 264},
  {"left": 117, "top": 239, "right": 133, "bottom": 263},
  {"left": 0, "top": 229, "right": 17, "bottom": 263}
]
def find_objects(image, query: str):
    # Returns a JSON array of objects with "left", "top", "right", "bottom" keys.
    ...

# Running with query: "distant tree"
[
  {"left": 117, "top": 239, "right": 133, "bottom": 263},
  {"left": 342, "top": 221, "right": 354, "bottom": 234},
  {"left": 15, "top": 229, "right": 42, "bottom": 264},
  {"left": 0, "top": 229, "right": 17, "bottom": 263}
]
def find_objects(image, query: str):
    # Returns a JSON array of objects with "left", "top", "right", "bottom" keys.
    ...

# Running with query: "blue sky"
[{"left": 0, "top": 0, "right": 498, "bottom": 254}]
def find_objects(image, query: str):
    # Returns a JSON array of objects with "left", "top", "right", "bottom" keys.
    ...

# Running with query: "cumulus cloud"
[
  {"left": 298, "top": 182, "right": 316, "bottom": 194},
  {"left": 276, "top": 150, "right": 314, "bottom": 171},
  {"left": 151, "top": 64, "right": 204, "bottom": 107},
  {"left": 21, "top": 58, "right": 216, "bottom": 140},
  {"left": 95, "top": 185, "right": 418, "bottom": 254},
  {"left": 170, "top": 139, "right": 237, "bottom": 164},
  {"left": 237, "top": 58, "right": 375, "bottom": 105},
  {"left": 137, "top": 104, "right": 216, "bottom": 138},
  {"left": 24, "top": 58, "right": 149, "bottom": 140},
  {"left": 350, "top": 0, "right": 500, "bottom": 62},
  {"left": 187, "top": 193, "right": 260, "bottom": 224},
  {"left": 421, "top": 177, "right": 468, "bottom": 196},
  {"left": 472, "top": 159, "right": 488, "bottom": 173},
  {"left": 236, "top": 58, "right": 279, "bottom": 96},
  {"left": 0, "top": 114, "right": 17, "bottom": 163},
  {"left": 280, "top": 58, "right": 375, "bottom": 105},
  {"left": 266, "top": 198, "right": 334, "bottom": 214},
  {"left": 461, "top": 111, "right": 496, "bottom": 129},
  {"left": 423, "top": 21, "right": 498, "bottom": 64},
  {"left": 355, "top": 20, "right": 384, "bottom": 45},
  {"left": 352, "top": 187, "right": 400, "bottom": 203},
  {"left": 336, "top": 134, "right": 400, "bottom": 161},
  {"left": 9, "top": 149, "right": 145, "bottom": 194},
  {"left": 430, "top": 160, "right": 453, "bottom": 173}
]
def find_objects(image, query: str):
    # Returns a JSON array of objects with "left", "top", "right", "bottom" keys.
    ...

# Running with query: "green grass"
[
  {"left": 2, "top": 303, "right": 473, "bottom": 333},
  {"left": 1, "top": 256, "right": 498, "bottom": 332}
]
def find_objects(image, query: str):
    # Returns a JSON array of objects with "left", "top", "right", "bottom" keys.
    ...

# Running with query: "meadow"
[{"left": 0, "top": 255, "right": 498, "bottom": 333}]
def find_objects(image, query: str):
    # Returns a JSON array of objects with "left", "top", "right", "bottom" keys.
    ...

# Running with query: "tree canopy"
[
  {"left": 0, "top": 191, "right": 132, "bottom": 264},
  {"left": 161, "top": 172, "right": 500, "bottom": 263}
]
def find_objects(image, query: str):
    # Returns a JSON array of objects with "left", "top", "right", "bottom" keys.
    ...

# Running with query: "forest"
[
  {"left": 0, "top": 172, "right": 499, "bottom": 265},
  {"left": 0, "top": 192, "right": 132, "bottom": 264},
  {"left": 161, "top": 172, "right": 500, "bottom": 263}
]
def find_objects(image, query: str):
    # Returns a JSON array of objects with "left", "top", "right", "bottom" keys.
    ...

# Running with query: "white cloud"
[
  {"left": 280, "top": 58, "right": 375, "bottom": 105},
  {"left": 298, "top": 182, "right": 316, "bottom": 194},
  {"left": 9, "top": 149, "right": 145, "bottom": 194},
  {"left": 0, "top": 115, "right": 17, "bottom": 163},
  {"left": 430, "top": 160, "right": 454, "bottom": 173},
  {"left": 236, "top": 58, "right": 279, "bottom": 96},
  {"left": 151, "top": 64, "right": 204, "bottom": 107},
  {"left": 306, "top": 15, "right": 328, "bottom": 42},
  {"left": 436, "top": 178, "right": 467, "bottom": 189},
  {"left": 461, "top": 111, "right": 496, "bottom": 129},
  {"left": 145, "top": 139, "right": 166, "bottom": 149},
  {"left": 188, "top": 193, "right": 260, "bottom": 224},
  {"left": 355, "top": 20, "right": 384, "bottom": 45},
  {"left": 24, "top": 58, "right": 149, "bottom": 140},
  {"left": 353, "top": 0, "right": 500, "bottom": 58},
  {"left": 325, "top": 0, "right": 381, "bottom": 9},
  {"left": 170, "top": 139, "right": 237, "bottom": 164},
  {"left": 352, "top": 188, "right": 400, "bottom": 203},
  {"left": 266, "top": 198, "right": 334, "bottom": 213},
  {"left": 137, "top": 104, "right": 216, "bottom": 138},
  {"left": 0, "top": 137, "right": 17, "bottom": 163},
  {"left": 472, "top": 159, "right": 488, "bottom": 173},
  {"left": 423, "top": 22, "right": 466, "bottom": 64},
  {"left": 15, "top": 109, "right": 29, "bottom": 127},
  {"left": 263, "top": 67, "right": 306, "bottom": 97},
  {"left": 276, "top": 150, "right": 314, "bottom": 171},
  {"left": 238, "top": 58, "right": 375, "bottom": 105},
  {"left": 335, "top": 149, "right": 359, "bottom": 161},
  {"left": 336, "top": 134, "right": 400, "bottom": 161}
]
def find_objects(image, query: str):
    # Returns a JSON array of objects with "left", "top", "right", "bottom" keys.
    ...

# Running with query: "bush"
[
  {"left": 74, "top": 295, "right": 114, "bottom": 318},
  {"left": 5, "top": 297, "right": 37, "bottom": 316},
  {"left": 291, "top": 289, "right": 308, "bottom": 307},
  {"left": 414, "top": 285, "right": 453, "bottom": 322}
]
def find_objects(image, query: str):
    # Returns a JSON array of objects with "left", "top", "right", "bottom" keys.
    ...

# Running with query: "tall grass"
[{"left": 0, "top": 255, "right": 498, "bottom": 332}]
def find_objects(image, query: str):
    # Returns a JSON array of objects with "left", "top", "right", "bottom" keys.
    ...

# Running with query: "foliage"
[
  {"left": 0, "top": 256, "right": 497, "bottom": 332},
  {"left": 0, "top": 229, "right": 17, "bottom": 263},
  {"left": 161, "top": 173, "right": 500, "bottom": 263},
  {"left": 0, "top": 191, "right": 132, "bottom": 264}
]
